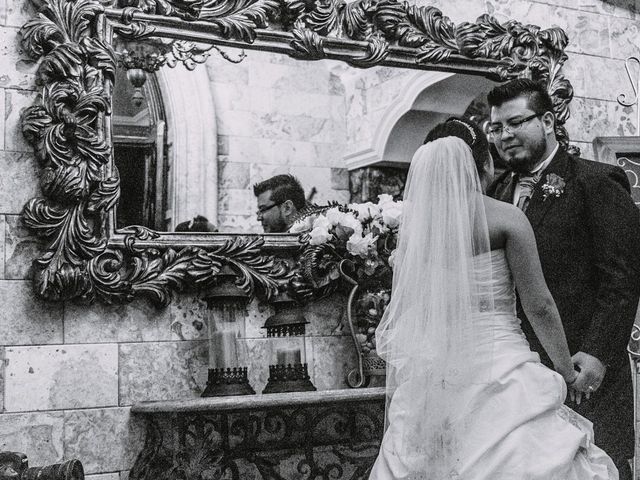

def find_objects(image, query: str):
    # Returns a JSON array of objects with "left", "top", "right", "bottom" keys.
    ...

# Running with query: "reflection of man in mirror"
[
  {"left": 175, "top": 215, "right": 218, "bottom": 232},
  {"left": 253, "top": 174, "right": 305, "bottom": 233}
]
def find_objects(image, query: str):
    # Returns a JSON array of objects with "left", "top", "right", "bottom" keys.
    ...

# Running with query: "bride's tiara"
[{"left": 447, "top": 118, "right": 477, "bottom": 146}]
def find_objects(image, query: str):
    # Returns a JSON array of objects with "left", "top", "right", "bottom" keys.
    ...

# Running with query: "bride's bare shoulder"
[{"left": 483, "top": 196, "right": 530, "bottom": 248}]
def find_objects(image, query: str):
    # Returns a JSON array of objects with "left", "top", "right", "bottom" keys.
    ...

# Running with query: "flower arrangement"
[
  {"left": 291, "top": 194, "right": 402, "bottom": 354},
  {"left": 291, "top": 194, "right": 401, "bottom": 284}
]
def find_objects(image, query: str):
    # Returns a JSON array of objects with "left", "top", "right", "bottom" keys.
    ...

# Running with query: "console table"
[{"left": 129, "top": 388, "right": 385, "bottom": 480}]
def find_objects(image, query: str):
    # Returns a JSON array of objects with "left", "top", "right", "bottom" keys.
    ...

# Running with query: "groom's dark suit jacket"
[{"left": 488, "top": 148, "right": 640, "bottom": 460}]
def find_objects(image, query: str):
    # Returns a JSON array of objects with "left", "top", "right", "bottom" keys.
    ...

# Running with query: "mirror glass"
[{"left": 112, "top": 41, "right": 500, "bottom": 234}]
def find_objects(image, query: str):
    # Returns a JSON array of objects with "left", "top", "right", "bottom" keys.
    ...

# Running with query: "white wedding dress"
[{"left": 370, "top": 249, "right": 619, "bottom": 480}]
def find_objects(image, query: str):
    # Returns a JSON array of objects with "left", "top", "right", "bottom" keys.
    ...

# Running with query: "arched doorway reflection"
[
  {"left": 111, "top": 62, "right": 219, "bottom": 232},
  {"left": 346, "top": 72, "right": 498, "bottom": 202},
  {"left": 112, "top": 68, "right": 168, "bottom": 230}
]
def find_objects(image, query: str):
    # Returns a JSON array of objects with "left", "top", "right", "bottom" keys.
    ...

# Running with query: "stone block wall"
[
  {"left": 209, "top": 52, "right": 351, "bottom": 232},
  {"left": 0, "top": 0, "right": 640, "bottom": 478}
]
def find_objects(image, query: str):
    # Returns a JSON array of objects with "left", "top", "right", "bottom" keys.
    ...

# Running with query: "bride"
[{"left": 369, "top": 118, "right": 619, "bottom": 480}]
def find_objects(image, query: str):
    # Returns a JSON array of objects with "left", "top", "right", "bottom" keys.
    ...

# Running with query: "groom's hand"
[
  {"left": 568, "top": 368, "right": 590, "bottom": 404},
  {"left": 571, "top": 351, "right": 606, "bottom": 403}
]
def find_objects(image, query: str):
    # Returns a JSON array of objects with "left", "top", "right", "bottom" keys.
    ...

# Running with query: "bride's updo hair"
[{"left": 424, "top": 117, "right": 491, "bottom": 176}]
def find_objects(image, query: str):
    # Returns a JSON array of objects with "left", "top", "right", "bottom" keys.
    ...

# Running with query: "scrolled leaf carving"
[
  {"left": 20, "top": 0, "right": 104, "bottom": 58},
  {"left": 290, "top": 24, "right": 327, "bottom": 60},
  {"left": 82, "top": 37, "right": 118, "bottom": 81},
  {"left": 23, "top": 199, "right": 107, "bottom": 300},
  {"left": 38, "top": 43, "right": 86, "bottom": 81},
  {"left": 34, "top": 262, "right": 93, "bottom": 301},
  {"left": 347, "top": 34, "right": 389, "bottom": 68},
  {"left": 196, "top": 237, "right": 294, "bottom": 301},
  {"left": 40, "top": 165, "right": 90, "bottom": 203},
  {"left": 20, "top": 0, "right": 115, "bottom": 302},
  {"left": 302, "top": 0, "right": 341, "bottom": 36},
  {"left": 87, "top": 248, "right": 135, "bottom": 303},
  {"left": 340, "top": 0, "right": 370, "bottom": 41},
  {"left": 87, "top": 176, "right": 120, "bottom": 214},
  {"left": 118, "top": 0, "right": 203, "bottom": 19},
  {"left": 86, "top": 237, "right": 295, "bottom": 306},
  {"left": 129, "top": 247, "right": 205, "bottom": 306},
  {"left": 408, "top": 4, "right": 458, "bottom": 61},
  {"left": 199, "top": 0, "right": 280, "bottom": 42}
]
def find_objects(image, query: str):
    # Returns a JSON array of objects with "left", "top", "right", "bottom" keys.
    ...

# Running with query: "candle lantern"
[
  {"left": 262, "top": 293, "right": 316, "bottom": 394},
  {"left": 201, "top": 267, "right": 255, "bottom": 397}
]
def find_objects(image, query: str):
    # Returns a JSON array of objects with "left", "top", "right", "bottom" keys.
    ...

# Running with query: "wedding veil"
[{"left": 374, "top": 136, "right": 495, "bottom": 478}]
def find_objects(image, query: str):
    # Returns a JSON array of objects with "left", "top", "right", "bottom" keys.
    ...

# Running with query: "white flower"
[
  {"left": 324, "top": 208, "right": 363, "bottom": 236},
  {"left": 348, "top": 202, "right": 379, "bottom": 222},
  {"left": 312, "top": 215, "right": 332, "bottom": 231},
  {"left": 289, "top": 215, "right": 315, "bottom": 233},
  {"left": 339, "top": 211, "right": 363, "bottom": 236},
  {"left": 309, "top": 226, "right": 333, "bottom": 245},
  {"left": 380, "top": 201, "right": 403, "bottom": 229},
  {"left": 324, "top": 207, "right": 343, "bottom": 226},
  {"left": 377, "top": 194, "right": 395, "bottom": 207},
  {"left": 347, "top": 232, "right": 378, "bottom": 258}
]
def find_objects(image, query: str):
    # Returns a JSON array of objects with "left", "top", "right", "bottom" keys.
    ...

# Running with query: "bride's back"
[{"left": 483, "top": 194, "right": 521, "bottom": 252}]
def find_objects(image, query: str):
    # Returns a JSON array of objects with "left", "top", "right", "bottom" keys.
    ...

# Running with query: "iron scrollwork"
[
  {"left": 18, "top": 0, "right": 575, "bottom": 306},
  {"left": 129, "top": 400, "right": 384, "bottom": 480}
]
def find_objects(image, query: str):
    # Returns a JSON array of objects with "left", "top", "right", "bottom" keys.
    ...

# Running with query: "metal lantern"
[
  {"left": 201, "top": 267, "right": 256, "bottom": 397},
  {"left": 262, "top": 293, "right": 316, "bottom": 394}
]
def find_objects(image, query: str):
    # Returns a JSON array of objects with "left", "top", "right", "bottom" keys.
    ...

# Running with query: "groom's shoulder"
[
  {"left": 563, "top": 151, "right": 620, "bottom": 179},
  {"left": 566, "top": 153, "right": 631, "bottom": 192},
  {"left": 570, "top": 155, "right": 617, "bottom": 175}
]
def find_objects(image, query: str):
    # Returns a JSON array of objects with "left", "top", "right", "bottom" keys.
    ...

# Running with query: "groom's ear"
[
  {"left": 281, "top": 199, "right": 296, "bottom": 216},
  {"left": 541, "top": 111, "right": 555, "bottom": 135}
]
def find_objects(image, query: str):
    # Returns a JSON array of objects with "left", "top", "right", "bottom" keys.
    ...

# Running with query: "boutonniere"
[{"left": 541, "top": 173, "right": 566, "bottom": 201}]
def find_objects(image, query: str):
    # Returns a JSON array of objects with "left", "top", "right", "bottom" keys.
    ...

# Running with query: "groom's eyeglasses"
[
  {"left": 256, "top": 201, "right": 284, "bottom": 217},
  {"left": 487, "top": 113, "right": 542, "bottom": 140}
]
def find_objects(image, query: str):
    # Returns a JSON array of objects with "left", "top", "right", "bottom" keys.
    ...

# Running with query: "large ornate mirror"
[{"left": 18, "top": 0, "right": 574, "bottom": 305}]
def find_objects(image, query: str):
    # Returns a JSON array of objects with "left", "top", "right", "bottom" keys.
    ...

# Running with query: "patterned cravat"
[{"left": 516, "top": 171, "right": 542, "bottom": 212}]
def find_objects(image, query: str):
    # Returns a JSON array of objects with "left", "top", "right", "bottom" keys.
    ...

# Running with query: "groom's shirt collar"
[{"left": 511, "top": 144, "right": 559, "bottom": 205}]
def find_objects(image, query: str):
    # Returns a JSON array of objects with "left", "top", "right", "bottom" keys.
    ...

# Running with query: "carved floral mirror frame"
[{"left": 18, "top": 0, "right": 575, "bottom": 307}]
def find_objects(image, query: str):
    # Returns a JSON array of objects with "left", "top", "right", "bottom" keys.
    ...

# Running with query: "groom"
[{"left": 487, "top": 78, "right": 640, "bottom": 479}]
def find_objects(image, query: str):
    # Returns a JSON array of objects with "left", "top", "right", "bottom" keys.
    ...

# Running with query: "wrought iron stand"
[
  {"left": 345, "top": 282, "right": 387, "bottom": 388},
  {"left": 129, "top": 389, "right": 385, "bottom": 480}
]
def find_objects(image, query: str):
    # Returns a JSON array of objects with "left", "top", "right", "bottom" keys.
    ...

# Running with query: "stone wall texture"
[
  {"left": 1, "top": 0, "right": 639, "bottom": 477},
  {"left": 210, "top": 52, "right": 351, "bottom": 232}
]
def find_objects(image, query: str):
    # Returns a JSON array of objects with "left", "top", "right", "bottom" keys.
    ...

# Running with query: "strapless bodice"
[{"left": 473, "top": 249, "right": 517, "bottom": 315}]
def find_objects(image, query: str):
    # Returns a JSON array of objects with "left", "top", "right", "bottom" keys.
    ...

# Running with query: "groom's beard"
[{"left": 502, "top": 138, "right": 548, "bottom": 174}]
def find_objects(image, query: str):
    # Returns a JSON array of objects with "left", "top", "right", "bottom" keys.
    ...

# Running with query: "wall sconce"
[
  {"left": 118, "top": 48, "right": 166, "bottom": 107},
  {"left": 262, "top": 293, "right": 316, "bottom": 394},
  {"left": 201, "top": 266, "right": 255, "bottom": 397},
  {"left": 125, "top": 67, "right": 147, "bottom": 107}
]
